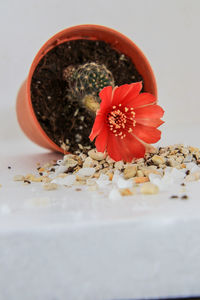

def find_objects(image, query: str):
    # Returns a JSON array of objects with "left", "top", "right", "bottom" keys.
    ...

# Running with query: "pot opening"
[{"left": 30, "top": 38, "right": 144, "bottom": 153}]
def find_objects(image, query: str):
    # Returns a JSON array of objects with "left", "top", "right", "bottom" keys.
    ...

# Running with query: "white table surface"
[{"left": 0, "top": 109, "right": 200, "bottom": 300}]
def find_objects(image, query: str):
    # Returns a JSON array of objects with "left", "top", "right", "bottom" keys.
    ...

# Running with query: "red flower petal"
[
  {"left": 99, "top": 86, "right": 113, "bottom": 110},
  {"left": 136, "top": 118, "right": 164, "bottom": 128},
  {"left": 89, "top": 112, "right": 105, "bottom": 141},
  {"left": 106, "top": 133, "right": 123, "bottom": 161},
  {"left": 135, "top": 105, "right": 164, "bottom": 119},
  {"left": 126, "top": 92, "right": 156, "bottom": 108},
  {"left": 107, "top": 133, "right": 145, "bottom": 162},
  {"left": 119, "top": 134, "right": 146, "bottom": 161},
  {"left": 111, "top": 82, "right": 142, "bottom": 106},
  {"left": 95, "top": 125, "right": 109, "bottom": 153},
  {"left": 132, "top": 124, "right": 161, "bottom": 143}
]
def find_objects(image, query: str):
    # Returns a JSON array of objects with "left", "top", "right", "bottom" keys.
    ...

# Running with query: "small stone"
[
  {"left": 176, "top": 156, "right": 184, "bottom": 164},
  {"left": 119, "top": 188, "right": 135, "bottom": 196},
  {"left": 167, "top": 158, "right": 179, "bottom": 167},
  {"left": 25, "top": 174, "right": 44, "bottom": 182},
  {"left": 54, "top": 165, "right": 70, "bottom": 175},
  {"left": 78, "top": 143, "right": 83, "bottom": 150},
  {"left": 140, "top": 182, "right": 159, "bottom": 195},
  {"left": 75, "top": 133, "right": 82, "bottom": 142},
  {"left": 93, "top": 172, "right": 100, "bottom": 179},
  {"left": 136, "top": 170, "right": 144, "bottom": 177},
  {"left": 123, "top": 165, "right": 137, "bottom": 179},
  {"left": 107, "top": 172, "right": 114, "bottom": 181},
  {"left": 183, "top": 154, "right": 193, "bottom": 163},
  {"left": 106, "top": 156, "right": 115, "bottom": 164},
  {"left": 180, "top": 163, "right": 186, "bottom": 169},
  {"left": 114, "top": 161, "right": 124, "bottom": 170},
  {"left": 134, "top": 158, "right": 144, "bottom": 165},
  {"left": 88, "top": 149, "right": 106, "bottom": 161},
  {"left": 181, "top": 194, "right": 188, "bottom": 200},
  {"left": 74, "top": 180, "right": 86, "bottom": 185},
  {"left": 83, "top": 157, "right": 95, "bottom": 168},
  {"left": 152, "top": 155, "right": 166, "bottom": 166},
  {"left": 170, "top": 195, "right": 179, "bottom": 199},
  {"left": 180, "top": 148, "right": 189, "bottom": 155},
  {"left": 99, "top": 167, "right": 110, "bottom": 174},
  {"left": 43, "top": 183, "right": 58, "bottom": 190},
  {"left": 134, "top": 177, "right": 149, "bottom": 184},
  {"left": 77, "top": 167, "right": 95, "bottom": 177},
  {"left": 189, "top": 146, "right": 199, "bottom": 154},
  {"left": 13, "top": 175, "right": 25, "bottom": 181},
  {"left": 79, "top": 153, "right": 87, "bottom": 161},
  {"left": 147, "top": 165, "right": 158, "bottom": 170},
  {"left": 23, "top": 180, "right": 31, "bottom": 185},
  {"left": 159, "top": 148, "right": 169, "bottom": 155},
  {"left": 51, "top": 174, "right": 76, "bottom": 186},
  {"left": 141, "top": 167, "right": 160, "bottom": 177},
  {"left": 103, "top": 162, "right": 109, "bottom": 168},
  {"left": 63, "top": 158, "right": 78, "bottom": 169},
  {"left": 57, "top": 173, "right": 67, "bottom": 178},
  {"left": 185, "top": 171, "right": 200, "bottom": 182},
  {"left": 61, "top": 143, "right": 69, "bottom": 152},
  {"left": 95, "top": 164, "right": 102, "bottom": 171}
]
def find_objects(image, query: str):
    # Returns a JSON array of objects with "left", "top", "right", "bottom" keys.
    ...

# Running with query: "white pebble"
[
  {"left": 54, "top": 165, "right": 69, "bottom": 175},
  {"left": 77, "top": 167, "right": 96, "bottom": 177},
  {"left": 183, "top": 154, "right": 193, "bottom": 163},
  {"left": 51, "top": 174, "right": 76, "bottom": 186},
  {"left": 83, "top": 157, "right": 95, "bottom": 168},
  {"left": 62, "top": 158, "right": 78, "bottom": 168},
  {"left": 116, "top": 177, "right": 133, "bottom": 189},
  {"left": 96, "top": 174, "right": 110, "bottom": 188}
]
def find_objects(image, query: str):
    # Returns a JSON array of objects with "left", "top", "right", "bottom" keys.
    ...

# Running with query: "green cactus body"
[{"left": 64, "top": 62, "right": 115, "bottom": 113}]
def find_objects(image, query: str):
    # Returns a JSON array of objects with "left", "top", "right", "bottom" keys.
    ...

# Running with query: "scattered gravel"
[{"left": 13, "top": 144, "right": 200, "bottom": 199}]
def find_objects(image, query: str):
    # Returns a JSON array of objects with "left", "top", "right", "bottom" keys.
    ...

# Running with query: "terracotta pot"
[{"left": 16, "top": 24, "right": 157, "bottom": 153}]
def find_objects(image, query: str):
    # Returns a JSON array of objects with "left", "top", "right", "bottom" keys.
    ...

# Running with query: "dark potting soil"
[{"left": 31, "top": 39, "right": 143, "bottom": 153}]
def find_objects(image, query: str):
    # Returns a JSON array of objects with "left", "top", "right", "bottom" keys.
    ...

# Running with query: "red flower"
[{"left": 89, "top": 82, "right": 164, "bottom": 162}]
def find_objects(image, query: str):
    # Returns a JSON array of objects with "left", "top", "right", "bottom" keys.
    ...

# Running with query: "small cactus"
[{"left": 63, "top": 62, "right": 115, "bottom": 113}]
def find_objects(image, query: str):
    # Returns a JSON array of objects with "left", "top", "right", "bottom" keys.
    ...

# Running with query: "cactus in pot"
[{"left": 63, "top": 62, "right": 115, "bottom": 114}]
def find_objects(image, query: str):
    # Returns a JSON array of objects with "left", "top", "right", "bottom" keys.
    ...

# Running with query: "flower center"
[{"left": 107, "top": 104, "right": 136, "bottom": 139}]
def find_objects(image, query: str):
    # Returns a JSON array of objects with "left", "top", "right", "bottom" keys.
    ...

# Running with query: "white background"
[{"left": 0, "top": 0, "right": 200, "bottom": 141}]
